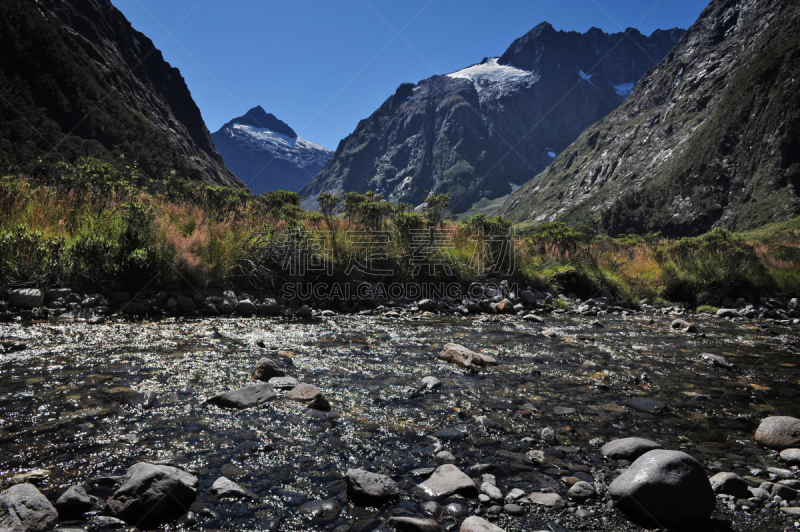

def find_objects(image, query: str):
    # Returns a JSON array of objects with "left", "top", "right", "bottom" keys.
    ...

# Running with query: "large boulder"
[
  {"left": 755, "top": 416, "right": 800, "bottom": 449},
  {"left": 346, "top": 469, "right": 399, "bottom": 506},
  {"left": 460, "top": 516, "right": 505, "bottom": 531},
  {"left": 0, "top": 483, "right": 58, "bottom": 532},
  {"left": 9, "top": 289, "right": 44, "bottom": 309},
  {"left": 415, "top": 464, "right": 477, "bottom": 498},
  {"left": 206, "top": 383, "right": 277, "bottom": 409},
  {"left": 608, "top": 450, "right": 715, "bottom": 524},
  {"left": 601, "top": 437, "right": 662, "bottom": 461},
  {"left": 108, "top": 463, "right": 198, "bottom": 527},
  {"left": 285, "top": 383, "right": 330, "bottom": 411},
  {"left": 438, "top": 343, "right": 497, "bottom": 369}
]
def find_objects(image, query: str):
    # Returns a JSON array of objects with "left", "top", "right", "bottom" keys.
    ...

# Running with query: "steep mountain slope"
[
  {"left": 300, "top": 23, "right": 683, "bottom": 212},
  {"left": 0, "top": 0, "right": 241, "bottom": 187},
  {"left": 502, "top": 0, "right": 800, "bottom": 235},
  {"left": 211, "top": 106, "right": 332, "bottom": 194}
]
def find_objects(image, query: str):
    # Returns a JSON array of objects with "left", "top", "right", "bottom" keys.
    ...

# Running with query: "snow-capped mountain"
[
  {"left": 301, "top": 23, "right": 683, "bottom": 213},
  {"left": 212, "top": 106, "right": 332, "bottom": 194}
]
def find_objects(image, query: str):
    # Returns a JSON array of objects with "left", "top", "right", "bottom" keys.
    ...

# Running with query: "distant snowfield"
[
  {"left": 447, "top": 58, "right": 531, "bottom": 82},
  {"left": 231, "top": 124, "right": 327, "bottom": 151},
  {"left": 614, "top": 82, "right": 635, "bottom": 97}
]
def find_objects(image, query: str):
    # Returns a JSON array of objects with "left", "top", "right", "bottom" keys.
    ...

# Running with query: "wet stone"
[
  {"left": 528, "top": 492, "right": 565, "bottom": 509},
  {"left": 285, "top": 383, "right": 331, "bottom": 411},
  {"left": 504, "top": 503, "right": 524, "bottom": 515},
  {"left": 209, "top": 476, "right": 257, "bottom": 500},
  {"left": 269, "top": 376, "right": 297, "bottom": 390},
  {"left": 252, "top": 357, "right": 285, "bottom": 381},
  {"left": 55, "top": 484, "right": 95, "bottom": 517},
  {"left": 0, "top": 483, "right": 58, "bottom": 532},
  {"left": 206, "top": 383, "right": 277, "bottom": 409},
  {"left": 297, "top": 499, "right": 340, "bottom": 520},
  {"left": 626, "top": 397, "right": 667, "bottom": 413},
  {"left": 419, "top": 376, "right": 442, "bottom": 390},
  {"left": 438, "top": 343, "right": 497, "bottom": 369},
  {"left": 460, "top": 515, "right": 506, "bottom": 531},
  {"left": 346, "top": 469, "right": 400, "bottom": 506},
  {"left": 755, "top": 416, "right": 800, "bottom": 449},
  {"left": 780, "top": 448, "right": 800, "bottom": 465},
  {"left": 567, "top": 480, "right": 596, "bottom": 501},
  {"left": 415, "top": 464, "right": 477, "bottom": 498},
  {"left": 601, "top": 437, "right": 662, "bottom": 461},
  {"left": 386, "top": 516, "right": 440, "bottom": 532}
]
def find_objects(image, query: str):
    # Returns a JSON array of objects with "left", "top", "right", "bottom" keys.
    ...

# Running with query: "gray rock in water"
[
  {"left": 9, "top": 289, "right": 44, "bottom": 309},
  {"left": 54, "top": 484, "right": 94, "bottom": 518},
  {"left": 528, "top": 492, "right": 565, "bottom": 509},
  {"left": 780, "top": 448, "right": 800, "bottom": 465},
  {"left": 436, "top": 451, "right": 456, "bottom": 463},
  {"left": 670, "top": 319, "right": 697, "bottom": 333},
  {"left": 601, "top": 437, "right": 662, "bottom": 461},
  {"left": 415, "top": 464, "right": 477, "bottom": 498},
  {"left": 522, "top": 313, "right": 543, "bottom": 322},
  {"left": 698, "top": 352, "right": 734, "bottom": 369},
  {"left": 346, "top": 469, "right": 399, "bottom": 506},
  {"left": 295, "top": 305, "right": 313, "bottom": 318},
  {"left": 0, "top": 483, "right": 58, "bottom": 532},
  {"left": 504, "top": 503, "right": 524, "bottom": 515},
  {"left": 438, "top": 343, "right": 497, "bottom": 369},
  {"left": 107, "top": 462, "right": 199, "bottom": 527},
  {"left": 460, "top": 516, "right": 506, "bottom": 531},
  {"left": 709, "top": 472, "right": 749, "bottom": 498},
  {"left": 419, "top": 376, "right": 442, "bottom": 390},
  {"left": 626, "top": 397, "right": 667, "bottom": 413},
  {"left": 285, "top": 383, "right": 330, "bottom": 411},
  {"left": 608, "top": 450, "right": 715, "bottom": 523},
  {"left": 141, "top": 390, "right": 157, "bottom": 410},
  {"left": 297, "top": 499, "right": 339, "bottom": 520},
  {"left": 234, "top": 299, "right": 257, "bottom": 315},
  {"left": 567, "top": 481, "right": 596, "bottom": 501},
  {"left": 209, "top": 477, "right": 257, "bottom": 500},
  {"left": 252, "top": 358, "right": 285, "bottom": 381},
  {"left": 480, "top": 482, "right": 502, "bottom": 501},
  {"left": 269, "top": 376, "right": 297, "bottom": 390},
  {"left": 716, "top": 308, "right": 740, "bottom": 318},
  {"left": 386, "top": 516, "right": 440, "bottom": 532},
  {"left": 417, "top": 299, "right": 438, "bottom": 311},
  {"left": 206, "top": 383, "right": 277, "bottom": 409},
  {"left": 755, "top": 416, "right": 800, "bottom": 449}
]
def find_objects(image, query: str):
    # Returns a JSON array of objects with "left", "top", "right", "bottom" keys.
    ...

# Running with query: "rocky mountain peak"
[{"left": 225, "top": 106, "right": 297, "bottom": 138}]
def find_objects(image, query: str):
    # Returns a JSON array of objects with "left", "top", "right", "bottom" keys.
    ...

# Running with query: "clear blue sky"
[{"left": 110, "top": 0, "right": 709, "bottom": 151}]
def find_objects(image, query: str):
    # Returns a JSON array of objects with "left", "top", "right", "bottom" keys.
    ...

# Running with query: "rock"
[
  {"left": 670, "top": 319, "right": 697, "bottom": 333},
  {"left": 699, "top": 353, "right": 734, "bottom": 369},
  {"left": 234, "top": 299, "right": 257, "bottom": 315},
  {"left": 9, "top": 289, "right": 44, "bottom": 309},
  {"left": 480, "top": 482, "right": 502, "bottom": 501},
  {"left": 436, "top": 451, "right": 456, "bottom": 463},
  {"left": 716, "top": 308, "right": 740, "bottom": 318},
  {"left": 626, "top": 397, "right": 667, "bottom": 413},
  {"left": 386, "top": 516, "right": 440, "bottom": 532},
  {"left": 54, "top": 484, "right": 95, "bottom": 517},
  {"left": 438, "top": 343, "right": 497, "bottom": 369},
  {"left": 206, "top": 383, "right": 277, "bottom": 409},
  {"left": 755, "top": 416, "right": 800, "bottom": 449},
  {"left": 295, "top": 305, "right": 313, "bottom": 318},
  {"left": 419, "top": 376, "right": 442, "bottom": 390},
  {"left": 107, "top": 463, "right": 198, "bottom": 527},
  {"left": 345, "top": 469, "right": 399, "bottom": 506},
  {"left": 460, "top": 516, "right": 505, "bottom": 532},
  {"left": 528, "top": 492, "right": 565, "bottom": 509},
  {"left": 297, "top": 499, "right": 339, "bottom": 520},
  {"left": 209, "top": 477, "right": 257, "bottom": 500},
  {"left": 709, "top": 472, "right": 749, "bottom": 498},
  {"left": 503, "top": 503, "right": 524, "bottom": 515},
  {"left": 601, "top": 437, "right": 662, "bottom": 461},
  {"left": 258, "top": 299, "right": 280, "bottom": 315},
  {"left": 7, "top": 470, "right": 50, "bottom": 485},
  {"left": 285, "top": 383, "right": 330, "bottom": 410},
  {"left": 269, "top": 376, "right": 297, "bottom": 390},
  {"left": 495, "top": 299, "right": 515, "bottom": 313},
  {"left": 140, "top": 390, "right": 157, "bottom": 409},
  {"left": 522, "top": 313, "right": 543, "bottom": 322},
  {"left": 567, "top": 481, "right": 596, "bottom": 501},
  {"left": 608, "top": 450, "right": 715, "bottom": 523},
  {"left": 780, "top": 448, "right": 800, "bottom": 465},
  {"left": 540, "top": 427, "right": 555, "bottom": 443},
  {"left": 417, "top": 299, "right": 438, "bottom": 311},
  {"left": 0, "top": 483, "right": 58, "bottom": 532},
  {"left": 415, "top": 464, "right": 477, "bottom": 498},
  {"left": 176, "top": 295, "right": 195, "bottom": 313},
  {"left": 252, "top": 358, "right": 285, "bottom": 381}
]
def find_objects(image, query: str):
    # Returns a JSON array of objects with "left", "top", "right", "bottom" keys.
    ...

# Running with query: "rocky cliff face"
[
  {"left": 211, "top": 106, "right": 332, "bottom": 194},
  {"left": 0, "top": 0, "right": 241, "bottom": 187},
  {"left": 502, "top": 0, "right": 800, "bottom": 235},
  {"left": 300, "top": 23, "right": 683, "bottom": 212}
]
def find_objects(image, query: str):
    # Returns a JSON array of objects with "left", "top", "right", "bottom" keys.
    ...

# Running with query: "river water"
[{"left": 1, "top": 313, "right": 798, "bottom": 531}]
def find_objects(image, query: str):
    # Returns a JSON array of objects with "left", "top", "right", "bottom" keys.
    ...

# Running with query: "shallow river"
[{"left": 1, "top": 313, "right": 798, "bottom": 531}]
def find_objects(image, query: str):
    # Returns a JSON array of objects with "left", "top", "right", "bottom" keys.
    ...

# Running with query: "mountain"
[
  {"left": 502, "top": 0, "right": 800, "bottom": 235},
  {"left": 0, "top": 0, "right": 241, "bottom": 187},
  {"left": 300, "top": 23, "right": 683, "bottom": 212},
  {"left": 211, "top": 106, "right": 332, "bottom": 194}
]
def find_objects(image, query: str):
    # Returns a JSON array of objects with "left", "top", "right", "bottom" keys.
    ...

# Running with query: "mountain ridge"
[
  {"left": 501, "top": 0, "right": 800, "bottom": 235},
  {"left": 300, "top": 23, "right": 684, "bottom": 212}
]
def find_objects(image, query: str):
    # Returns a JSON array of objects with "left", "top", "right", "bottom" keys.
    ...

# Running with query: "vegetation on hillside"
[{"left": 2, "top": 158, "right": 799, "bottom": 307}]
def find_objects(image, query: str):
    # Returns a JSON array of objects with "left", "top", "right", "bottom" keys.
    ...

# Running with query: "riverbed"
[{"left": 1, "top": 313, "right": 798, "bottom": 531}]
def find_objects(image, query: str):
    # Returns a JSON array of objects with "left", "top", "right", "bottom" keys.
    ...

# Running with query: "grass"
[{"left": 2, "top": 160, "right": 799, "bottom": 305}]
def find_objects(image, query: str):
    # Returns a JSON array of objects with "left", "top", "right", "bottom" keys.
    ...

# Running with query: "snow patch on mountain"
[
  {"left": 614, "top": 82, "right": 635, "bottom": 97},
  {"left": 448, "top": 58, "right": 530, "bottom": 82},
  {"left": 231, "top": 124, "right": 327, "bottom": 152}
]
